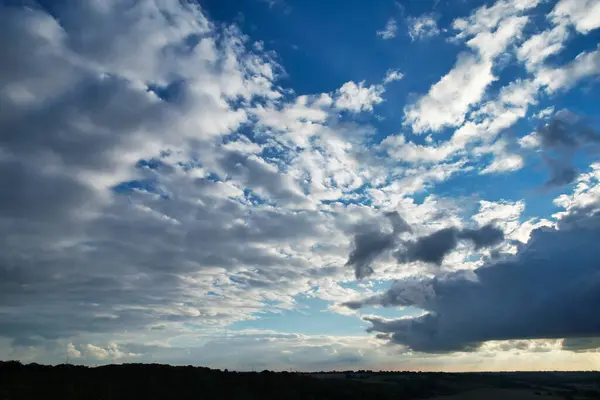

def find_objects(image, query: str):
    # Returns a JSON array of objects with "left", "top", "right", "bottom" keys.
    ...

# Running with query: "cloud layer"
[{"left": 1, "top": 0, "right": 600, "bottom": 370}]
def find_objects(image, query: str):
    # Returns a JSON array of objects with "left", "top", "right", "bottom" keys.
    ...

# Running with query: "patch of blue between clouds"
[{"left": 229, "top": 294, "right": 419, "bottom": 336}]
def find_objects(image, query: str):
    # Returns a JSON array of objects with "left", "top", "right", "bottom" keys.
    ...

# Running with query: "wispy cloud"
[
  {"left": 407, "top": 14, "right": 440, "bottom": 41},
  {"left": 377, "top": 18, "right": 398, "bottom": 39}
]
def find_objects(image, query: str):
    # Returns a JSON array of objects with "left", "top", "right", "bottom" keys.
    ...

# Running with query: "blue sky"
[{"left": 1, "top": 0, "right": 600, "bottom": 371}]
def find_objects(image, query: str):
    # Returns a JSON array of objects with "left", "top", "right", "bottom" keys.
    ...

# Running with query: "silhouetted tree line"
[
  {"left": 2, "top": 361, "right": 600, "bottom": 400},
  {"left": 0, "top": 361, "right": 456, "bottom": 400}
]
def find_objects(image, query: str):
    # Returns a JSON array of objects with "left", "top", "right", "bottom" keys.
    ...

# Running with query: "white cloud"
[
  {"left": 380, "top": 135, "right": 456, "bottom": 164},
  {"left": 334, "top": 81, "right": 384, "bottom": 113},
  {"left": 517, "top": 0, "right": 600, "bottom": 91},
  {"left": 383, "top": 69, "right": 404, "bottom": 84},
  {"left": 473, "top": 199, "right": 524, "bottom": 228},
  {"left": 532, "top": 106, "right": 555, "bottom": 120},
  {"left": 404, "top": 0, "right": 535, "bottom": 134},
  {"left": 551, "top": 0, "right": 600, "bottom": 34},
  {"left": 401, "top": 0, "right": 600, "bottom": 169},
  {"left": 407, "top": 14, "right": 440, "bottom": 41},
  {"left": 537, "top": 45, "right": 600, "bottom": 93},
  {"left": 382, "top": 159, "right": 473, "bottom": 196},
  {"left": 519, "top": 132, "right": 541, "bottom": 149},
  {"left": 67, "top": 343, "right": 82, "bottom": 359},
  {"left": 471, "top": 199, "right": 553, "bottom": 247},
  {"left": 452, "top": 0, "right": 540, "bottom": 39},
  {"left": 553, "top": 163, "right": 600, "bottom": 220},
  {"left": 85, "top": 343, "right": 138, "bottom": 361},
  {"left": 404, "top": 54, "right": 496, "bottom": 133},
  {"left": 517, "top": 25, "right": 568, "bottom": 70},
  {"left": 481, "top": 153, "right": 524, "bottom": 174},
  {"left": 476, "top": 138, "right": 524, "bottom": 174},
  {"left": 377, "top": 18, "right": 398, "bottom": 39}
]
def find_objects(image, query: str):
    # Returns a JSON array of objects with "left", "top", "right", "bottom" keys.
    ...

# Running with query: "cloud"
[
  {"left": 477, "top": 139, "right": 525, "bottom": 174},
  {"left": 534, "top": 111, "right": 600, "bottom": 187},
  {"left": 345, "top": 212, "right": 411, "bottom": 279},
  {"left": 334, "top": 81, "right": 384, "bottom": 113},
  {"left": 398, "top": 0, "right": 600, "bottom": 172},
  {"left": 377, "top": 18, "right": 397, "bottom": 40},
  {"left": 0, "top": 0, "right": 370, "bottom": 351},
  {"left": 550, "top": 0, "right": 600, "bottom": 34},
  {"left": 67, "top": 343, "right": 81, "bottom": 359},
  {"left": 532, "top": 107, "right": 555, "bottom": 120},
  {"left": 407, "top": 14, "right": 440, "bottom": 41},
  {"left": 517, "top": 25, "right": 568, "bottom": 70},
  {"left": 383, "top": 69, "right": 404, "bottom": 84},
  {"left": 345, "top": 211, "right": 503, "bottom": 279},
  {"left": 85, "top": 343, "right": 138, "bottom": 361},
  {"left": 347, "top": 186, "right": 600, "bottom": 352},
  {"left": 403, "top": 54, "right": 495, "bottom": 133},
  {"left": 553, "top": 163, "right": 600, "bottom": 221},
  {"left": 480, "top": 153, "right": 524, "bottom": 174},
  {"left": 3, "top": 0, "right": 600, "bottom": 370},
  {"left": 404, "top": 0, "right": 537, "bottom": 133},
  {"left": 394, "top": 225, "right": 504, "bottom": 265},
  {"left": 537, "top": 45, "right": 600, "bottom": 93}
]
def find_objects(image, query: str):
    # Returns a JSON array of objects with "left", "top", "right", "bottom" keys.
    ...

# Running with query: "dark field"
[{"left": 1, "top": 361, "right": 599, "bottom": 400}]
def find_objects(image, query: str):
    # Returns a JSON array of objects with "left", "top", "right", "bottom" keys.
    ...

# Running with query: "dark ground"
[{"left": 1, "top": 361, "right": 599, "bottom": 400}]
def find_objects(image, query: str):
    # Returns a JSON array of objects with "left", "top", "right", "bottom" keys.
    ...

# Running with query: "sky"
[{"left": 1, "top": 0, "right": 600, "bottom": 372}]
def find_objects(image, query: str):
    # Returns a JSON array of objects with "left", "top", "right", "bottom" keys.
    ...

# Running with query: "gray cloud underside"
[
  {"left": 536, "top": 113, "right": 600, "bottom": 186},
  {"left": 346, "top": 215, "right": 504, "bottom": 279},
  {"left": 346, "top": 211, "right": 600, "bottom": 352},
  {"left": 345, "top": 212, "right": 412, "bottom": 279}
]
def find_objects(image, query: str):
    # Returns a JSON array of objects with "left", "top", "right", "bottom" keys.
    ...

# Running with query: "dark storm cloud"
[
  {"left": 545, "top": 157, "right": 579, "bottom": 187},
  {"left": 458, "top": 224, "right": 505, "bottom": 249},
  {"left": 395, "top": 228, "right": 458, "bottom": 265},
  {"left": 346, "top": 212, "right": 503, "bottom": 279},
  {"left": 348, "top": 213, "right": 600, "bottom": 353},
  {"left": 537, "top": 116, "right": 600, "bottom": 149},
  {"left": 394, "top": 224, "right": 504, "bottom": 265},
  {"left": 535, "top": 112, "right": 600, "bottom": 187},
  {"left": 345, "top": 212, "right": 411, "bottom": 279}
]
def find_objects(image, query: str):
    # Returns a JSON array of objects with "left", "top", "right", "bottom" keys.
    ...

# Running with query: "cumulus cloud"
[
  {"left": 334, "top": 81, "right": 385, "bottom": 113},
  {"left": 67, "top": 343, "right": 81, "bottom": 359},
  {"left": 550, "top": 0, "right": 600, "bottom": 34},
  {"left": 85, "top": 343, "right": 138, "bottom": 361}
]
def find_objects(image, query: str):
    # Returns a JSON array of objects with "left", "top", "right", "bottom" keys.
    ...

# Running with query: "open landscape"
[
  {"left": 2, "top": 361, "right": 599, "bottom": 400},
  {"left": 2, "top": 0, "right": 600, "bottom": 396}
]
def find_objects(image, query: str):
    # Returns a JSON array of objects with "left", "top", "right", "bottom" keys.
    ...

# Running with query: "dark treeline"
[
  {"left": 2, "top": 361, "right": 600, "bottom": 400},
  {"left": 0, "top": 361, "right": 453, "bottom": 400}
]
